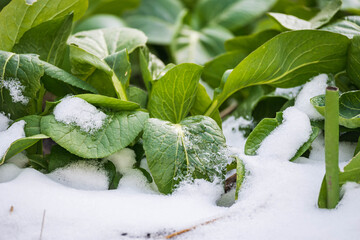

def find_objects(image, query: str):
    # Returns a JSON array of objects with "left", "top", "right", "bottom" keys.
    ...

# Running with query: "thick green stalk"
[{"left": 325, "top": 86, "right": 340, "bottom": 209}]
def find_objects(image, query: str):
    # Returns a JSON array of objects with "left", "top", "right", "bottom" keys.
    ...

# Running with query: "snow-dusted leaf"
[
  {"left": 143, "top": 116, "right": 228, "bottom": 194},
  {"left": 0, "top": 0, "right": 87, "bottom": 51},
  {"left": 41, "top": 111, "right": 149, "bottom": 158},
  {"left": 76, "top": 94, "right": 140, "bottom": 111},
  {"left": 311, "top": 90, "right": 360, "bottom": 128},
  {"left": 148, "top": 63, "right": 202, "bottom": 123},
  {"left": 322, "top": 16, "right": 360, "bottom": 39},
  {"left": 1, "top": 134, "right": 49, "bottom": 165}
]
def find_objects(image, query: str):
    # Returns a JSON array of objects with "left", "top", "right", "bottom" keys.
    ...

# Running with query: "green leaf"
[
  {"left": 12, "top": 14, "right": 73, "bottom": 66},
  {"left": 205, "top": 30, "right": 350, "bottom": 116},
  {"left": 268, "top": 0, "right": 341, "bottom": 30},
  {"left": 172, "top": 25, "right": 233, "bottom": 65},
  {"left": 42, "top": 61, "right": 98, "bottom": 94},
  {"left": 0, "top": 0, "right": 11, "bottom": 11},
  {"left": 225, "top": 30, "right": 280, "bottom": 52},
  {"left": 124, "top": 0, "right": 184, "bottom": 45},
  {"left": 126, "top": 86, "right": 148, "bottom": 109},
  {"left": 202, "top": 51, "right": 247, "bottom": 89},
  {"left": 190, "top": 84, "right": 222, "bottom": 127},
  {"left": 0, "top": 51, "right": 43, "bottom": 119},
  {"left": 148, "top": 63, "right": 202, "bottom": 123},
  {"left": 1, "top": 134, "right": 49, "bottom": 165},
  {"left": 76, "top": 94, "right": 140, "bottom": 111},
  {"left": 68, "top": 27, "right": 147, "bottom": 96},
  {"left": 104, "top": 49, "right": 131, "bottom": 88},
  {"left": 347, "top": 35, "right": 360, "bottom": 88},
  {"left": 311, "top": 91, "right": 360, "bottom": 129},
  {"left": 340, "top": 168, "right": 360, "bottom": 184},
  {"left": 0, "top": 0, "right": 87, "bottom": 51},
  {"left": 143, "top": 116, "right": 228, "bottom": 194},
  {"left": 193, "top": 0, "right": 277, "bottom": 31},
  {"left": 74, "top": 14, "right": 127, "bottom": 33},
  {"left": 344, "top": 151, "right": 360, "bottom": 172},
  {"left": 20, "top": 115, "right": 42, "bottom": 136},
  {"left": 41, "top": 111, "right": 149, "bottom": 158},
  {"left": 139, "top": 47, "right": 165, "bottom": 91},
  {"left": 87, "top": 0, "right": 140, "bottom": 16},
  {"left": 321, "top": 16, "right": 360, "bottom": 39},
  {"left": 245, "top": 112, "right": 320, "bottom": 161},
  {"left": 48, "top": 145, "right": 79, "bottom": 172},
  {"left": 235, "top": 156, "right": 245, "bottom": 201}
]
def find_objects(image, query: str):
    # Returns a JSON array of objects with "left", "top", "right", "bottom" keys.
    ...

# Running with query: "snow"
[
  {"left": 47, "top": 161, "right": 109, "bottom": 191},
  {"left": 257, "top": 107, "right": 312, "bottom": 161},
  {"left": 25, "top": 0, "right": 38, "bottom": 5},
  {"left": 106, "top": 148, "right": 136, "bottom": 174},
  {"left": 0, "top": 120, "right": 26, "bottom": 159},
  {"left": 274, "top": 86, "right": 302, "bottom": 98},
  {"left": 6, "top": 152, "right": 28, "bottom": 168},
  {"left": 294, "top": 73, "right": 328, "bottom": 120},
  {"left": 0, "top": 112, "right": 11, "bottom": 132},
  {"left": 1, "top": 78, "right": 29, "bottom": 105},
  {"left": 53, "top": 96, "right": 107, "bottom": 133}
]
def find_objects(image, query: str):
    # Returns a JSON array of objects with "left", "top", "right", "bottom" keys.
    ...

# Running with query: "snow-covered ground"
[{"left": 1, "top": 74, "right": 360, "bottom": 239}]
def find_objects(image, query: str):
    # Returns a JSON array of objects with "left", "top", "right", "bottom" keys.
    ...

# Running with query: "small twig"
[
  {"left": 39, "top": 210, "right": 46, "bottom": 240},
  {"left": 220, "top": 101, "right": 238, "bottom": 119},
  {"left": 165, "top": 217, "right": 225, "bottom": 239}
]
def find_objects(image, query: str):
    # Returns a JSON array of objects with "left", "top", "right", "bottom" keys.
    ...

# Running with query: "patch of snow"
[
  {"left": 274, "top": 86, "right": 302, "bottom": 98},
  {"left": 47, "top": 161, "right": 109, "bottom": 190},
  {"left": 106, "top": 148, "right": 136, "bottom": 174},
  {"left": 117, "top": 169, "right": 155, "bottom": 193},
  {"left": 1, "top": 78, "right": 29, "bottom": 105},
  {"left": 6, "top": 152, "right": 28, "bottom": 168},
  {"left": 222, "top": 116, "right": 250, "bottom": 148},
  {"left": 53, "top": 96, "right": 107, "bottom": 133},
  {"left": 0, "top": 112, "right": 11, "bottom": 132},
  {"left": 25, "top": 0, "right": 38, "bottom": 5},
  {"left": 294, "top": 73, "right": 328, "bottom": 120},
  {"left": 0, "top": 120, "right": 26, "bottom": 159},
  {"left": 0, "top": 163, "right": 22, "bottom": 183},
  {"left": 257, "top": 107, "right": 312, "bottom": 161}
]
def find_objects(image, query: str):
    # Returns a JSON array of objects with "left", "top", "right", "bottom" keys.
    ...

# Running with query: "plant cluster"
[{"left": 0, "top": 0, "right": 360, "bottom": 205}]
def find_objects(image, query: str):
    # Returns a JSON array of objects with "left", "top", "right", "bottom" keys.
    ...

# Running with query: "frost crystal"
[
  {"left": 53, "top": 96, "right": 107, "bottom": 133},
  {"left": 1, "top": 78, "right": 29, "bottom": 105}
]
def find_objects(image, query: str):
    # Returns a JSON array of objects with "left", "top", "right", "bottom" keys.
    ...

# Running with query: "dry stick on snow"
[
  {"left": 165, "top": 216, "right": 225, "bottom": 239},
  {"left": 39, "top": 210, "right": 46, "bottom": 240}
]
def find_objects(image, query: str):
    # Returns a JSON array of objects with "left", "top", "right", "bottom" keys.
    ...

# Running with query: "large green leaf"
[
  {"left": 347, "top": 35, "right": 360, "bottom": 88},
  {"left": 0, "top": 51, "right": 43, "bottom": 119},
  {"left": 321, "top": 16, "right": 360, "bottom": 39},
  {"left": 148, "top": 63, "right": 202, "bottom": 123},
  {"left": 205, "top": 30, "right": 350, "bottom": 116},
  {"left": 193, "top": 0, "right": 276, "bottom": 31},
  {"left": 124, "top": 0, "right": 184, "bottom": 45},
  {"left": 68, "top": 27, "right": 147, "bottom": 97},
  {"left": 41, "top": 111, "right": 149, "bottom": 158},
  {"left": 311, "top": 91, "right": 360, "bottom": 128},
  {"left": 12, "top": 14, "right": 73, "bottom": 66},
  {"left": 143, "top": 116, "right": 228, "bottom": 194},
  {"left": 1, "top": 134, "right": 49, "bottom": 165},
  {"left": 172, "top": 25, "right": 233, "bottom": 65},
  {"left": 86, "top": 0, "right": 140, "bottom": 17},
  {"left": 76, "top": 94, "right": 140, "bottom": 111},
  {"left": 0, "top": 0, "right": 87, "bottom": 51}
]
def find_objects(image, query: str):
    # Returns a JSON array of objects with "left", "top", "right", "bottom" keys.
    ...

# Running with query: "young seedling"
[{"left": 324, "top": 86, "right": 340, "bottom": 209}]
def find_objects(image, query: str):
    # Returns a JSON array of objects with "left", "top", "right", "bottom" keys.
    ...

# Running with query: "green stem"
[
  {"left": 325, "top": 86, "right": 340, "bottom": 209},
  {"left": 111, "top": 74, "right": 128, "bottom": 101},
  {"left": 204, "top": 99, "right": 218, "bottom": 117}
]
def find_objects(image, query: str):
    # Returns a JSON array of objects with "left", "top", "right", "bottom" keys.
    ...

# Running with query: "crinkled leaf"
[
  {"left": 148, "top": 63, "right": 202, "bottom": 123},
  {"left": 0, "top": 51, "right": 43, "bottom": 119},
  {"left": 1, "top": 134, "right": 49, "bottom": 165},
  {"left": 143, "top": 116, "right": 228, "bottom": 194},
  {"left": 41, "top": 111, "right": 149, "bottom": 158},
  {"left": 13, "top": 14, "right": 73, "bottom": 66},
  {"left": 76, "top": 94, "right": 140, "bottom": 111},
  {"left": 124, "top": 0, "right": 184, "bottom": 45},
  {"left": 311, "top": 91, "right": 360, "bottom": 128},
  {"left": 0, "top": 0, "right": 87, "bottom": 51},
  {"left": 207, "top": 30, "right": 350, "bottom": 115}
]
